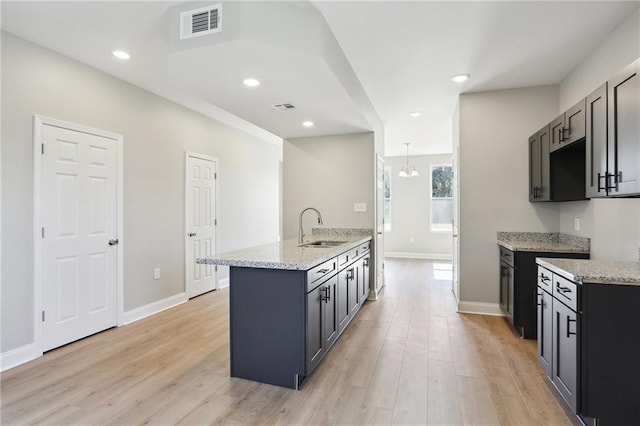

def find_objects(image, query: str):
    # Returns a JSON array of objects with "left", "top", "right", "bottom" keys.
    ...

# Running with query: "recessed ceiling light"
[
  {"left": 409, "top": 111, "right": 422, "bottom": 118},
  {"left": 243, "top": 78, "right": 260, "bottom": 87},
  {"left": 302, "top": 121, "right": 314, "bottom": 127},
  {"left": 112, "top": 50, "right": 130, "bottom": 60},
  {"left": 451, "top": 73, "right": 470, "bottom": 83}
]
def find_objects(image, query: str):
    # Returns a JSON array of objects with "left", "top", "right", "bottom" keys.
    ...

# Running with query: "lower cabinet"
[
  {"left": 306, "top": 275, "right": 338, "bottom": 374},
  {"left": 537, "top": 264, "right": 640, "bottom": 425},
  {"left": 498, "top": 246, "right": 588, "bottom": 339},
  {"left": 536, "top": 287, "right": 552, "bottom": 377},
  {"left": 552, "top": 296, "right": 578, "bottom": 413}
]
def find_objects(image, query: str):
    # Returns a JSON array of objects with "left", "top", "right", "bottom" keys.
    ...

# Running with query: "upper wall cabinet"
[
  {"left": 530, "top": 125, "right": 551, "bottom": 201},
  {"left": 586, "top": 58, "right": 640, "bottom": 198},
  {"left": 550, "top": 99, "right": 586, "bottom": 153},
  {"left": 585, "top": 84, "right": 608, "bottom": 198},
  {"left": 607, "top": 58, "right": 640, "bottom": 197}
]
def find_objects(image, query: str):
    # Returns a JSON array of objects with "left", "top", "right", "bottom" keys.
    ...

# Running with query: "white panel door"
[
  {"left": 42, "top": 124, "right": 118, "bottom": 351},
  {"left": 186, "top": 155, "right": 216, "bottom": 298},
  {"left": 375, "top": 156, "right": 385, "bottom": 293}
]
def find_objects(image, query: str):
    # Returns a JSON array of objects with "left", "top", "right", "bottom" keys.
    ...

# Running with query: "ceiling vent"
[
  {"left": 180, "top": 4, "right": 222, "bottom": 40},
  {"left": 272, "top": 103, "right": 296, "bottom": 111}
]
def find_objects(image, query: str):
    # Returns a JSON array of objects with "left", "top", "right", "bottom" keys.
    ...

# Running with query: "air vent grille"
[
  {"left": 180, "top": 4, "right": 222, "bottom": 40},
  {"left": 272, "top": 103, "right": 296, "bottom": 111}
]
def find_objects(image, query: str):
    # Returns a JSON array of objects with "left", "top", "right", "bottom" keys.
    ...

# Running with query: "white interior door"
[
  {"left": 375, "top": 155, "right": 385, "bottom": 293},
  {"left": 41, "top": 124, "right": 118, "bottom": 352},
  {"left": 186, "top": 154, "right": 217, "bottom": 298},
  {"left": 452, "top": 142, "right": 460, "bottom": 301}
]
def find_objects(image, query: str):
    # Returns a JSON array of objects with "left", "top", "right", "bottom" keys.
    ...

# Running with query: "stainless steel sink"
[{"left": 298, "top": 240, "right": 347, "bottom": 248}]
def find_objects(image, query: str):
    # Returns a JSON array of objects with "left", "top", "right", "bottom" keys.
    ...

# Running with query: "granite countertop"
[
  {"left": 196, "top": 234, "right": 372, "bottom": 271},
  {"left": 497, "top": 232, "right": 590, "bottom": 254},
  {"left": 537, "top": 258, "right": 640, "bottom": 286}
]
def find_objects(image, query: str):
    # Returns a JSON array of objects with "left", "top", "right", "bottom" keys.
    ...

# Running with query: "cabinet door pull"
[
  {"left": 539, "top": 273, "right": 550, "bottom": 283},
  {"left": 317, "top": 268, "right": 330, "bottom": 274},
  {"left": 597, "top": 172, "right": 607, "bottom": 192},
  {"left": 347, "top": 268, "right": 355, "bottom": 280},
  {"left": 321, "top": 286, "right": 330, "bottom": 303},
  {"left": 567, "top": 316, "right": 577, "bottom": 337}
]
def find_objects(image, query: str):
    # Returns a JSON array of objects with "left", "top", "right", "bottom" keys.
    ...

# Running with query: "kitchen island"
[{"left": 197, "top": 231, "right": 372, "bottom": 389}]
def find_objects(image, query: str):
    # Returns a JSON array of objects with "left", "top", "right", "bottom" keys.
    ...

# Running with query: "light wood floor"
[{"left": 1, "top": 259, "right": 574, "bottom": 425}]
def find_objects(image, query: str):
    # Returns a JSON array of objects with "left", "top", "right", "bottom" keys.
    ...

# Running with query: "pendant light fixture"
[{"left": 398, "top": 142, "right": 419, "bottom": 177}]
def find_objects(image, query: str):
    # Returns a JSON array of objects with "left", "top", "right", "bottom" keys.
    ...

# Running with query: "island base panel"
[{"left": 229, "top": 267, "right": 306, "bottom": 390}]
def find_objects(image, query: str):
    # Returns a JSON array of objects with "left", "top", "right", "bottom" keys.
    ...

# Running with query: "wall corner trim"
[
  {"left": 218, "top": 278, "right": 230, "bottom": 289},
  {"left": 0, "top": 343, "right": 40, "bottom": 372},
  {"left": 123, "top": 293, "right": 188, "bottom": 325},
  {"left": 456, "top": 301, "right": 503, "bottom": 316},
  {"left": 384, "top": 252, "right": 453, "bottom": 261}
]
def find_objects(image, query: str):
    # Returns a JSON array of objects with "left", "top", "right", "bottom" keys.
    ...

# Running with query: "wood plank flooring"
[{"left": 1, "top": 259, "right": 574, "bottom": 425}]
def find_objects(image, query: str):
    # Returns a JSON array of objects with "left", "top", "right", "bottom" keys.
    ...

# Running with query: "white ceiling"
[{"left": 2, "top": 1, "right": 638, "bottom": 156}]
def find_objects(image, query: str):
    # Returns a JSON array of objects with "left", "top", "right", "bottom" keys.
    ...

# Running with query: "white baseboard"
[
  {"left": 0, "top": 343, "right": 40, "bottom": 372},
  {"left": 123, "top": 292, "right": 188, "bottom": 325},
  {"left": 384, "top": 251, "right": 452, "bottom": 261},
  {"left": 457, "top": 301, "right": 503, "bottom": 316},
  {"left": 218, "top": 277, "right": 229, "bottom": 289}
]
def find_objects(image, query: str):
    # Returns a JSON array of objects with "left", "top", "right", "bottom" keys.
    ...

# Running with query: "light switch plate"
[
  {"left": 574, "top": 218, "right": 580, "bottom": 231},
  {"left": 154, "top": 268, "right": 160, "bottom": 280},
  {"left": 354, "top": 202, "right": 367, "bottom": 212}
]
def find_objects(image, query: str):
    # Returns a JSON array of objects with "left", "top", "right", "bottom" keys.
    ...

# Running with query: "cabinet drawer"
[
  {"left": 338, "top": 247, "right": 360, "bottom": 268},
  {"left": 553, "top": 274, "right": 578, "bottom": 311},
  {"left": 358, "top": 241, "right": 371, "bottom": 254},
  {"left": 537, "top": 266, "right": 553, "bottom": 294},
  {"left": 307, "top": 257, "right": 337, "bottom": 291},
  {"left": 499, "top": 247, "right": 515, "bottom": 267}
]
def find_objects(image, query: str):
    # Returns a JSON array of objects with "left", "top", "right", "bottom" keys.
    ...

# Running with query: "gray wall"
[
  {"left": 557, "top": 8, "right": 640, "bottom": 261},
  {"left": 383, "top": 154, "right": 453, "bottom": 256},
  {"left": 283, "top": 133, "right": 374, "bottom": 239},
  {"left": 1, "top": 32, "right": 281, "bottom": 353},
  {"left": 458, "top": 86, "right": 561, "bottom": 304}
]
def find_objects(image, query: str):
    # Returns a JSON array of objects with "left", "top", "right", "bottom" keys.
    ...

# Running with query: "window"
[
  {"left": 431, "top": 165, "right": 453, "bottom": 232},
  {"left": 383, "top": 166, "right": 391, "bottom": 231}
]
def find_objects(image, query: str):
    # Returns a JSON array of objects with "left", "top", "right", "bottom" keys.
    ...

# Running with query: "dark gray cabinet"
[
  {"left": 551, "top": 99, "right": 586, "bottom": 153},
  {"left": 585, "top": 83, "right": 608, "bottom": 198},
  {"left": 498, "top": 246, "right": 588, "bottom": 339},
  {"left": 606, "top": 58, "right": 640, "bottom": 196},
  {"left": 230, "top": 238, "right": 372, "bottom": 390},
  {"left": 552, "top": 292, "right": 578, "bottom": 413},
  {"left": 359, "top": 255, "right": 370, "bottom": 303},
  {"left": 537, "top": 264, "right": 640, "bottom": 425},
  {"left": 306, "top": 275, "right": 338, "bottom": 374},
  {"left": 536, "top": 282, "right": 553, "bottom": 377},
  {"left": 529, "top": 124, "right": 551, "bottom": 201}
]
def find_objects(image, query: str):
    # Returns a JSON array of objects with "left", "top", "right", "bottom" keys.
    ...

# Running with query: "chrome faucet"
[{"left": 298, "top": 207, "right": 323, "bottom": 244}]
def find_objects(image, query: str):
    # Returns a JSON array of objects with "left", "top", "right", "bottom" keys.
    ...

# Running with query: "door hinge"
[
  {"left": 214, "top": 173, "right": 217, "bottom": 179},
  {"left": 214, "top": 265, "right": 218, "bottom": 272},
  {"left": 42, "top": 310, "right": 45, "bottom": 322},
  {"left": 42, "top": 227, "right": 45, "bottom": 238},
  {"left": 214, "top": 219, "right": 217, "bottom": 226},
  {"left": 41, "top": 143, "right": 45, "bottom": 155}
]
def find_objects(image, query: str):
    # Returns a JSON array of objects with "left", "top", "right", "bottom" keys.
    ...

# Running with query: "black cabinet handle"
[
  {"left": 539, "top": 273, "right": 550, "bottom": 283},
  {"left": 317, "top": 268, "right": 330, "bottom": 274},
  {"left": 321, "top": 286, "right": 330, "bottom": 303},
  {"left": 347, "top": 268, "right": 355, "bottom": 280},
  {"left": 567, "top": 316, "right": 577, "bottom": 337}
]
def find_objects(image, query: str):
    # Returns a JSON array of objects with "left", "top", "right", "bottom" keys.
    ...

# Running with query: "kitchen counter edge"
[
  {"left": 536, "top": 258, "right": 640, "bottom": 286},
  {"left": 196, "top": 236, "right": 372, "bottom": 271}
]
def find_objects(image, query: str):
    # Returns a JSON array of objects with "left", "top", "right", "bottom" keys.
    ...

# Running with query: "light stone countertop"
[
  {"left": 196, "top": 235, "right": 372, "bottom": 271},
  {"left": 537, "top": 258, "right": 640, "bottom": 286},
  {"left": 498, "top": 240, "right": 590, "bottom": 254},
  {"left": 497, "top": 231, "right": 590, "bottom": 253}
]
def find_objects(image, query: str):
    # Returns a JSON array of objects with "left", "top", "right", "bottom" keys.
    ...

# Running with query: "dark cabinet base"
[{"left": 499, "top": 249, "right": 589, "bottom": 340}]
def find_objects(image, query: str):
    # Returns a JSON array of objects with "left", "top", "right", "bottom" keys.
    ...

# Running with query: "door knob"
[
  {"left": 108, "top": 239, "right": 119, "bottom": 246},
  {"left": 188, "top": 232, "right": 197, "bottom": 237}
]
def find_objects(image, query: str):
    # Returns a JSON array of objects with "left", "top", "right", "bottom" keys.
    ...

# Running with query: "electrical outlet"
[
  {"left": 154, "top": 268, "right": 160, "bottom": 280},
  {"left": 354, "top": 202, "right": 367, "bottom": 212},
  {"left": 574, "top": 218, "right": 580, "bottom": 231}
]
